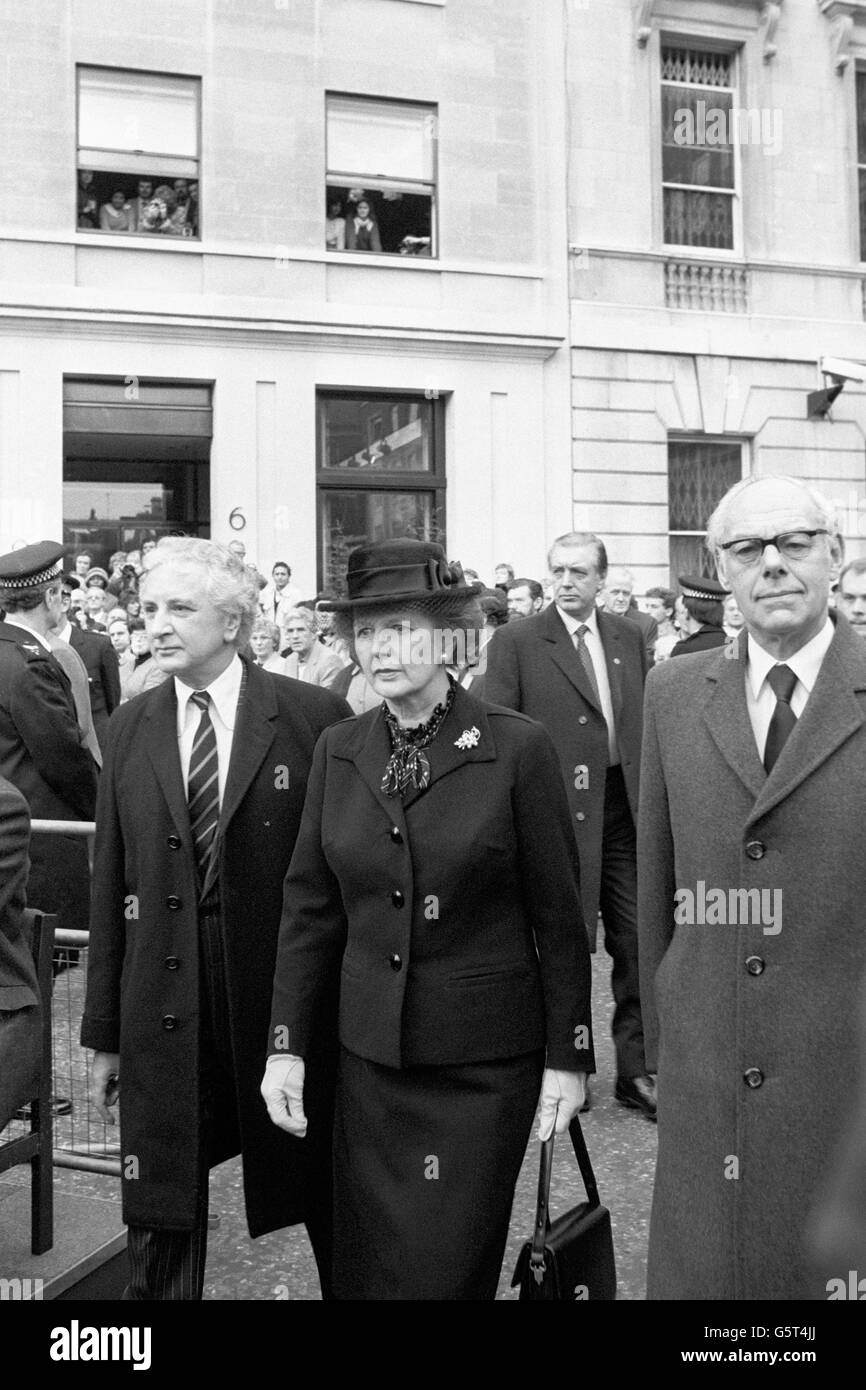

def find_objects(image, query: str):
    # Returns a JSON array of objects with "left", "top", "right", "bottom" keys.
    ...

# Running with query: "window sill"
[{"left": 75, "top": 231, "right": 202, "bottom": 252}]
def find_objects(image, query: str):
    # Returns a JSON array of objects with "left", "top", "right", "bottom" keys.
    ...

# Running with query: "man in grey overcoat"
[{"left": 638, "top": 474, "right": 866, "bottom": 1299}]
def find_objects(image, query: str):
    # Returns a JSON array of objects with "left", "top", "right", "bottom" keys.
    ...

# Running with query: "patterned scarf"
[{"left": 381, "top": 680, "right": 456, "bottom": 797}]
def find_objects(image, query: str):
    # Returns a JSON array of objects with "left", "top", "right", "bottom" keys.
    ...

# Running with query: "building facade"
[
  {"left": 0, "top": 0, "right": 572, "bottom": 592},
  {"left": 567, "top": 0, "right": 866, "bottom": 590}
]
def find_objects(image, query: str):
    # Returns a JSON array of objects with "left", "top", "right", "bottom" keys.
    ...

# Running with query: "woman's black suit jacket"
[{"left": 269, "top": 684, "right": 595, "bottom": 1073}]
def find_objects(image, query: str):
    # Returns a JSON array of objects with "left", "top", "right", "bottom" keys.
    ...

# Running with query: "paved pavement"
[{"left": 2, "top": 948, "right": 657, "bottom": 1299}]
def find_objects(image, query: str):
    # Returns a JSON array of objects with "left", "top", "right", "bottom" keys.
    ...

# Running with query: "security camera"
[{"left": 818, "top": 356, "right": 866, "bottom": 384}]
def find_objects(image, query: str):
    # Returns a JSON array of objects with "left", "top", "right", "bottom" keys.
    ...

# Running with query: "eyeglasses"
[{"left": 718, "top": 530, "right": 828, "bottom": 567}]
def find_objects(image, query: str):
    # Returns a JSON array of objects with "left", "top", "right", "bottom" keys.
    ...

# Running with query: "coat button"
[
  {"left": 389, "top": 953, "right": 402, "bottom": 972},
  {"left": 165, "top": 956, "right": 180, "bottom": 970},
  {"left": 578, "top": 716, "right": 588, "bottom": 725},
  {"left": 575, "top": 812, "right": 586, "bottom": 822},
  {"left": 391, "top": 890, "right": 404, "bottom": 908},
  {"left": 745, "top": 956, "right": 765, "bottom": 976},
  {"left": 166, "top": 895, "right": 182, "bottom": 910},
  {"left": 745, "top": 840, "right": 765, "bottom": 860},
  {"left": 743, "top": 1067, "right": 764, "bottom": 1088},
  {"left": 390, "top": 827, "right": 403, "bottom": 844},
  {"left": 167, "top": 835, "right": 181, "bottom": 850},
  {"left": 162, "top": 1015, "right": 178, "bottom": 1030}
]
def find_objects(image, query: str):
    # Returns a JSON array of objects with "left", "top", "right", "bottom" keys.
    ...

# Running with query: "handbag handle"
[{"left": 529, "top": 1116, "right": 601, "bottom": 1280}]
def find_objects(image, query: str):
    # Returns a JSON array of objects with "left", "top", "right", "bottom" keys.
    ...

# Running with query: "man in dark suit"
[
  {"left": 0, "top": 775, "right": 41, "bottom": 1128},
  {"left": 600, "top": 567, "right": 658, "bottom": 667},
  {"left": 57, "top": 585, "right": 121, "bottom": 751},
  {"left": 485, "top": 530, "right": 656, "bottom": 1119},
  {"left": 669, "top": 573, "right": 729, "bottom": 658},
  {"left": 81, "top": 538, "right": 350, "bottom": 1300},
  {"left": 638, "top": 475, "right": 866, "bottom": 1298},
  {"left": 0, "top": 542, "right": 98, "bottom": 950}
]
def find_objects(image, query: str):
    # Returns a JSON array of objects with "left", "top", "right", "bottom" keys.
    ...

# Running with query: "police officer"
[
  {"left": 0, "top": 541, "right": 98, "bottom": 953},
  {"left": 669, "top": 574, "right": 729, "bottom": 657}
]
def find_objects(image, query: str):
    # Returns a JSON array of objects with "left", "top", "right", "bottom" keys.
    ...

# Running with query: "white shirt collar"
[
  {"left": 746, "top": 617, "right": 835, "bottom": 699},
  {"left": 58, "top": 620, "right": 73, "bottom": 644},
  {"left": 555, "top": 604, "right": 600, "bottom": 639},
  {"left": 174, "top": 652, "right": 243, "bottom": 729},
  {"left": 4, "top": 616, "right": 52, "bottom": 652}
]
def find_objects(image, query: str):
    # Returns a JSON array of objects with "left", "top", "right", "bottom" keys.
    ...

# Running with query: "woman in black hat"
[{"left": 262, "top": 539, "right": 594, "bottom": 1300}]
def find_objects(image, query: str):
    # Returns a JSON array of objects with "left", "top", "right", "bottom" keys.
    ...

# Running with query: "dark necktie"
[
  {"left": 763, "top": 664, "right": 798, "bottom": 773},
  {"left": 187, "top": 691, "right": 220, "bottom": 884},
  {"left": 575, "top": 624, "right": 601, "bottom": 707}
]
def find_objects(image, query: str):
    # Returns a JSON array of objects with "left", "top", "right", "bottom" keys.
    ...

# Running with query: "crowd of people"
[
  {"left": 2, "top": 481, "right": 866, "bottom": 1302},
  {"left": 77, "top": 173, "right": 199, "bottom": 237}
]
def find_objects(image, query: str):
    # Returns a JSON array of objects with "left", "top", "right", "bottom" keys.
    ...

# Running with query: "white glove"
[
  {"left": 260, "top": 1054, "right": 307, "bottom": 1137},
  {"left": 537, "top": 1068, "right": 587, "bottom": 1141}
]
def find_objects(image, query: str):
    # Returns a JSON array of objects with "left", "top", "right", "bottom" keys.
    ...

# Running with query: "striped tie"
[
  {"left": 575, "top": 624, "right": 601, "bottom": 707},
  {"left": 188, "top": 690, "right": 220, "bottom": 885}
]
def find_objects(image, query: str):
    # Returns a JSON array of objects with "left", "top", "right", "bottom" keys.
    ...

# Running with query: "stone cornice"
[
  {"left": 817, "top": 2, "right": 866, "bottom": 73},
  {"left": 0, "top": 306, "right": 564, "bottom": 362},
  {"left": 637, "top": 1, "right": 783, "bottom": 61}
]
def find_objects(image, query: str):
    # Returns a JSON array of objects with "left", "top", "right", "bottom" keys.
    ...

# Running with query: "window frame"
[
  {"left": 315, "top": 387, "right": 447, "bottom": 591},
  {"left": 658, "top": 37, "right": 743, "bottom": 257},
  {"left": 667, "top": 433, "right": 748, "bottom": 585},
  {"left": 75, "top": 63, "right": 202, "bottom": 242},
  {"left": 325, "top": 92, "right": 438, "bottom": 260},
  {"left": 856, "top": 65, "right": 866, "bottom": 263}
]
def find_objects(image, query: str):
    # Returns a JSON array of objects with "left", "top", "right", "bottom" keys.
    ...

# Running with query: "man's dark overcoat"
[
  {"left": 0, "top": 621, "right": 97, "bottom": 933},
  {"left": 638, "top": 618, "right": 866, "bottom": 1298},
  {"left": 67, "top": 624, "right": 121, "bottom": 750},
  {"left": 484, "top": 604, "right": 647, "bottom": 944},
  {"left": 81, "top": 659, "right": 349, "bottom": 1235}
]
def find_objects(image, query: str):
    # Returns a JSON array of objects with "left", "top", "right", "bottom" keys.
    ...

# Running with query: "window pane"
[
  {"left": 326, "top": 185, "right": 431, "bottom": 256},
  {"left": 77, "top": 170, "right": 198, "bottom": 236},
  {"left": 668, "top": 534, "right": 718, "bottom": 587},
  {"left": 663, "top": 188, "right": 733, "bottom": 249},
  {"left": 668, "top": 439, "right": 742, "bottom": 532},
  {"left": 662, "top": 87, "right": 734, "bottom": 188},
  {"left": 321, "top": 490, "right": 436, "bottom": 594},
  {"left": 327, "top": 96, "right": 434, "bottom": 182},
  {"left": 320, "top": 396, "right": 434, "bottom": 472},
  {"left": 79, "top": 69, "right": 198, "bottom": 159},
  {"left": 860, "top": 168, "right": 866, "bottom": 262},
  {"left": 858, "top": 71, "right": 866, "bottom": 161}
]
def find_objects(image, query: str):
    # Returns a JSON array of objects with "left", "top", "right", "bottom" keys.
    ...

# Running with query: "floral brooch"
[{"left": 454, "top": 726, "right": 481, "bottom": 750}]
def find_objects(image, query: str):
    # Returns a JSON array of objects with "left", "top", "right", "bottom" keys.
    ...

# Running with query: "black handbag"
[{"left": 511, "top": 1115, "right": 616, "bottom": 1300}]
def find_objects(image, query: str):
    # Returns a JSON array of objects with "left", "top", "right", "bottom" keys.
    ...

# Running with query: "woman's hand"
[
  {"left": 537, "top": 1069, "right": 587, "bottom": 1141},
  {"left": 260, "top": 1055, "right": 307, "bottom": 1137}
]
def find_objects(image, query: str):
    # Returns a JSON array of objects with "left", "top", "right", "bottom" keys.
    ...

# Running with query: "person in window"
[
  {"left": 77, "top": 170, "right": 98, "bottom": 229},
  {"left": 326, "top": 200, "right": 346, "bottom": 251},
  {"left": 345, "top": 199, "right": 382, "bottom": 253},
  {"left": 262, "top": 538, "right": 593, "bottom": 1300},
  {"left": 151, "top": 186, "right": 190, "bottom": 237},
  {"left": 130, "top": 180, "right": 155, "bottom": 232},
  {"left": 99, "top": 190, "right": 134, "bottom": 233}
]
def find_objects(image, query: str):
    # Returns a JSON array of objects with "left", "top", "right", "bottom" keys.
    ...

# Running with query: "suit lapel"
[
  {"left": 597, "top": 609, "right": 624, "bottom": 730},
  {"left": 218, "top": 661, "right": 277, "bottom": 837},
  {"left": 338, "top": 684, "right": 496, "bottom": 821},
  {"left": 400, "top": 685, "right": 496, "bottom": 810},
  {"left": 701, "top": 636, "right": 767, "bottom": 801},
  {"left": 749, "top": 622, "right": 866, "bottom": 823},
  {"left": 143, "top": 680, "right": 193, "bottom": 850},
  {"left": 540, "top": 604, "right": 603, "bottom": 713}
]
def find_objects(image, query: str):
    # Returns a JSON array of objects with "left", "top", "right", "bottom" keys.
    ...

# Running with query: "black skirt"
[{"left": 332, "top": 1045, "right": 545, "bottom": 1300}]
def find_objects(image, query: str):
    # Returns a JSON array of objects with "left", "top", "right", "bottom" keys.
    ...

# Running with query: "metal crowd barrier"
[{"left": 0, "top": 820, "right": 122, "bottom": 1178}]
